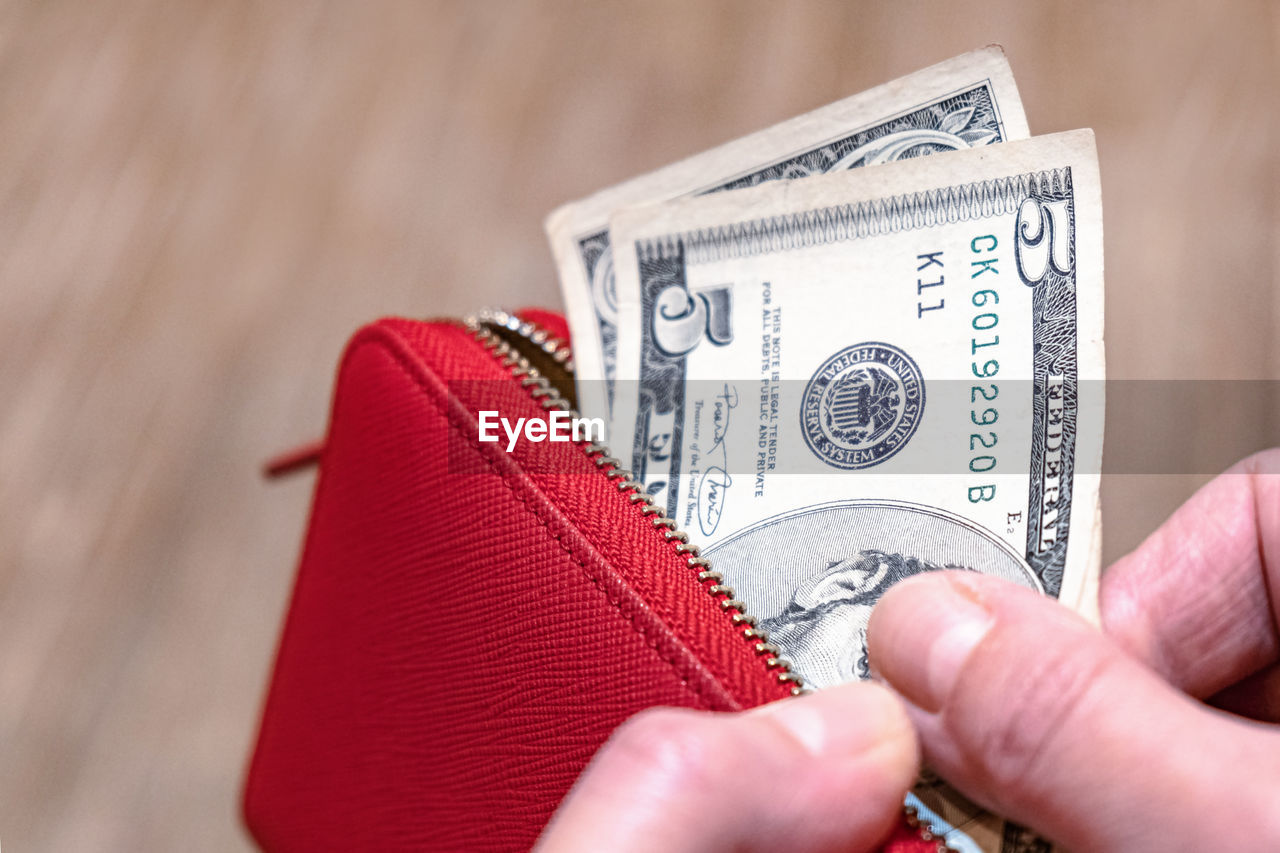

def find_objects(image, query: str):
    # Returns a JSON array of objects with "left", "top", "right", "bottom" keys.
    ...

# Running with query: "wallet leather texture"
[{"left": 244, "top": 313, "right": 940, "bottom": 852}]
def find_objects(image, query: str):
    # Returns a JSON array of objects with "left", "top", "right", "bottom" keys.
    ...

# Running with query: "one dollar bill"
[
  {"left": 545, "top": 47, "right": 1029, "bottom": 426},
  {"left": 609, "top": 130, "right": 1105, "bottom": 853}
]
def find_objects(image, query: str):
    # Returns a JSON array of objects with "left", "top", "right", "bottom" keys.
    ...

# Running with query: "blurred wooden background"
[{"left": 0, "top": 1, "right": 1275, "bottom": 849}]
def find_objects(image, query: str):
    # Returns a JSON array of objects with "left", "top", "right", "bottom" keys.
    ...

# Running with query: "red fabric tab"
[{"left": 261, "top": 439, "right": 325, "bottom": 479}]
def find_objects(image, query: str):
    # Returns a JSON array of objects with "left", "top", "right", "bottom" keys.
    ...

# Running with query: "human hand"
[
  {"left": 868, "top": 449, "right": 1280, "bottom": 850},
  {"left": 535, "top": 680, "right": 920, "bottom": 852},
  {"left": 538, "top": 451, "right": 1279, "bottom": 852}
]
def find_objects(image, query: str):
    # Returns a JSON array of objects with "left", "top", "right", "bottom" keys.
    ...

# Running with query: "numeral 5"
[{"left": 652, "top": 285, "right": 734, "bottom": 356}]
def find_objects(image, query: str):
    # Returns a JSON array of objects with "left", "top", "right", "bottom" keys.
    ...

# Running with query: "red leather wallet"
[{"left": 244, "top": 309, "right": 941, "bottom": 852}]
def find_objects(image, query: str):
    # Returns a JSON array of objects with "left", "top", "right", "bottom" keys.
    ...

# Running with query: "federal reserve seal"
[{"left": 800, "top": 342, "right": 924, "bottom": 469}]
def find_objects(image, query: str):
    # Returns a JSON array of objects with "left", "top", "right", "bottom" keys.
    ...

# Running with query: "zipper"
[
  {"left": 472, "top": 308, "right": 578, "bottom": 408},
  {"left": 465, "top": 307, "right": 805, "bottom": 697},
  {"left": 469, "top": 308, "right": 964, "bottom": 853}
]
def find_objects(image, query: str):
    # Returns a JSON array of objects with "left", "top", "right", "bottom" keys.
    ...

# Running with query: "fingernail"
[
  {"left": 867, "top": 575, "right": 994, "bottom": 713},
  {"left": 753, "top": 681, "right": 914, "bottom": 761}
]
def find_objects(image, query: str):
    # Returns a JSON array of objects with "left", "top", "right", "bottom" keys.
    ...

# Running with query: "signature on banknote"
[{"left": 693, "top": 384, "right": 738, "bottom": 535}]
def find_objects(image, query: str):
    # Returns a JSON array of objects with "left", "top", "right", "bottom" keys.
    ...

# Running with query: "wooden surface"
[{"left": 1, "top": 1, "right": 1275, "bottom": 849}]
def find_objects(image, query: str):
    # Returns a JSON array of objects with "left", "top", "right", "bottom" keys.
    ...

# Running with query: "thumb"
[
  {"left": 867, "top": 572, "right": 1280, "bottom": 852},
  {"left": 536, "top": 681, "right": 919, "bottom": 853}
]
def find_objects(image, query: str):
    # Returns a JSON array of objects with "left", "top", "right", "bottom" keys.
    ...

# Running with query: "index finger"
[{"left": 1101, "top": 448, "right": 1280, "bottom": 699}]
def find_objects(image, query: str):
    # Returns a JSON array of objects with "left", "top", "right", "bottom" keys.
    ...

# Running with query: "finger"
[
  {"left": 535, "top": 682, "right": 919, "bottom": 853},
  {"left": 868, "top": 571, "right": 1280, "bottom": 852},
  {"left": 1101, "top": 448, "right": 1280, "bottom": 698},
  {"left": 1211, "top": 661, "right": 1280, "bottom": 722}
]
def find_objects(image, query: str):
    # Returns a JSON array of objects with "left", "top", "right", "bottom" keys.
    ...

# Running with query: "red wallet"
[{"left": 244, "top": 309, "right": 942, "bottom": 852}]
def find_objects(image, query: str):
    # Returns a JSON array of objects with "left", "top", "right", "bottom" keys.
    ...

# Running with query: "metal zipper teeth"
[
  {"left": 903, "top": 805, "right": 960, "bottom": 853},
  {"left": 471, "top": 307, "right": 574, "bottom": 371},
  {"left": 464, "top": 310, "right": 804, "bottom": 697},
  {"left": 464, "top": 311, "right": 956, "bottom": 850}
]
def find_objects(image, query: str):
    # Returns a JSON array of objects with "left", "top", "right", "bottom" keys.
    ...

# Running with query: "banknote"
[
  {"left": 545, "top": 46, "right": 1028, "bottom": 425},
  {"left": 609, "top": 130, "right": 1104, "bottom": 852}
]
